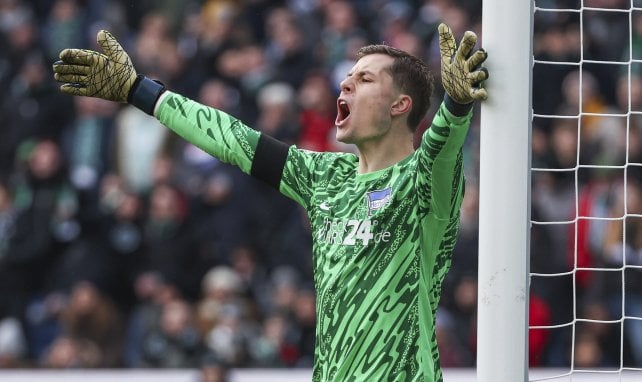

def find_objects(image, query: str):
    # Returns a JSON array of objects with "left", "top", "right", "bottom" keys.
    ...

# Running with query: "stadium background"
[{"left": 0, "top": 0, "right": 640, "bottom": 379}]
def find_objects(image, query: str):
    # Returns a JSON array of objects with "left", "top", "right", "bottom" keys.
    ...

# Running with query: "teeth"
[{"left": 339, "top": 100, "right": 347, "bottom": 106}]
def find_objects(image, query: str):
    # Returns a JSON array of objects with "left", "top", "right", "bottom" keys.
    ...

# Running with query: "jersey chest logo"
[{"left": 366, "top": 187, "right": 392, "bottom": 215}]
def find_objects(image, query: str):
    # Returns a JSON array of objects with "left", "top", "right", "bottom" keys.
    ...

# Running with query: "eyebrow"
[{"left": 346, "top": 70, "right": 376, "bottom": 78}]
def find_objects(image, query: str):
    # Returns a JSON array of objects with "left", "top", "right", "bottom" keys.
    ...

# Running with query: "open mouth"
[{"left": 335, "top": 99, "right": 351, "bottom": 126}]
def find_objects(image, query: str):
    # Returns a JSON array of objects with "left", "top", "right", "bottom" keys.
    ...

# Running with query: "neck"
[{"left": 356, "top": 127, "right": 415, "bottom": 174}]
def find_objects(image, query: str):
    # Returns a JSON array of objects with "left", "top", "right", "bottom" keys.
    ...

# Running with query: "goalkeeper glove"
[
  {"left": 438, "top": 23, "right": 489, "bottom": 104},
  {"left": 52, "top": 30, "right": 165, "bottom": 115}
]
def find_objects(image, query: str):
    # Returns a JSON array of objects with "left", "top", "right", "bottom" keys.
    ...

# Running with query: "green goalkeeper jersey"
[{"left": 157, "top": 92, "right": 471, "bottom": 382}]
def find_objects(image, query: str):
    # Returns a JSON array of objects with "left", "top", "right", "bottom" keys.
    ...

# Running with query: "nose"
[{"left": 340, "top": 77, "right": 353, "bottom": 94}]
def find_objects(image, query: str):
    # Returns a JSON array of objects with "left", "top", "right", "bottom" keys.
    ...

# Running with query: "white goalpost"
[
  {"left": 479, "top": 0, "right": 642, "bottom": 381},
  {"left": 477, "top": 0, "right": 533, "bottom": 381}
]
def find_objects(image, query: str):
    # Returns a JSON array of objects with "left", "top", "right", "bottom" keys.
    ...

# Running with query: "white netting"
[{"left": 530, "top": 0, "right": 642, "bottom": 380}]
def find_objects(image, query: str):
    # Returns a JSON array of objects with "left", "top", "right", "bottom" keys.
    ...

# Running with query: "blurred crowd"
[{"left": 0, "top": 0, "right": 641, "bottom": 377}]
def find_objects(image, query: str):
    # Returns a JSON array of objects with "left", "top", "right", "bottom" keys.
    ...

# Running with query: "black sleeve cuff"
[
  {"left": 250, "top": 134, "right": 290, "bottom": 190},
  {"left": 127, "top": 75, "right": 166, "bottom": 115},
  {"left": 444, "top": 94, "right": 474, "bottom": 117}
]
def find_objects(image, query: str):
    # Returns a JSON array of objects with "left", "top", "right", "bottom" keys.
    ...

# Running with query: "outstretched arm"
[
  {"left": 416, "top": 23, "right": 489, "bottom": 219},
  {"left": 52, "top": 30, "right": 291, "bottom": 189}
]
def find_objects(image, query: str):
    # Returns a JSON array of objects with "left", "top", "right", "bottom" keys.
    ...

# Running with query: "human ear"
[{"left": 391, "top": 94, "right": 412, "bottom": 116}]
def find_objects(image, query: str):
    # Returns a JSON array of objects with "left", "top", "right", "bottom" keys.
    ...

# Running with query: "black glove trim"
[
  {"left": 444, "top": 94, "right": 473, "bottom": 117},
  {"left": 128, "top": 75, "right": 166, "bottom": 115}
]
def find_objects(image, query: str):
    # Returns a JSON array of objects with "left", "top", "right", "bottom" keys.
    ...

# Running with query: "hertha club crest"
[{"left": 366, "top": 187, "right": 392, "bottom": 215}]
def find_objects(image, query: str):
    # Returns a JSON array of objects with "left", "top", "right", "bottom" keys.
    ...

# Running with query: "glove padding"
[
  {"left": 438, "top": 23, "right": 488, "bottom": 104},
  {"left": 53, "top": 30, "right": 137, "bottom": 102}
]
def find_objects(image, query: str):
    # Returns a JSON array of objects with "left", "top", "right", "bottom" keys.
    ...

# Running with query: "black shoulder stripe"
[{"left": 251, "top": 133, "right": 290, "bottom": 189}]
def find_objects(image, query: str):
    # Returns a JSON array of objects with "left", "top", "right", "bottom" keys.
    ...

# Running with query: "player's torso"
[{"left": 308, "top": 153, "right": 435, "bottom": 381}]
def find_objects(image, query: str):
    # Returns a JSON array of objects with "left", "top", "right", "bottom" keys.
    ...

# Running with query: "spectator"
[
  {"left": 57, "top": 281, "right": 124, "bottom": 367},
  {"left": 62, "top": 96, "right": 118, "bottom": 197},
  {"left": 97, "top": 182, "right": 147, "bottom": 308},
  {"left": 297, "top": 71, "right": 337, "bottom": 152},
  {"left": 229, "top": 245, "right": 271, "bottom": 318},
  {"left": 113, "top": 103, "right": 169, "bottom": 194},
  {"left": 189, "top": 167, "right": 257, "bottom": 266},
  {"left": 0, "top": 139, "right": 79, "bottom": 317},
  {"left": 196, "top": 266, "right": 247, "bottom": 331},
  {"left": 140, "top": 298, "right": 206, "bottom": 368},
  {"left": 263, "top": 7, "right": 313, "bottom": 89},
  {"left": 318, "top": 0, "right": 367, "bottom": 72},
  {"left": 254, "top": 82, "right": 299, "bottom": 144},
  {"left": 41, "top": 0, "right": 86, "bottom": 63},
  {"left": 123, "top": 272, "right": 181, "bottom": 367},
  {"left": 0, "top": 50, "right": 72, "bottom": 175},
  {"left": 559, "top": 70, "right": 625, "bottom": 167},
  {"left": 248, "top": 312, "right": 299, "bottom": 367},
  {"left": 141, "top": 182, "right": 199, "bottom": 298},
  {"left": 291, "top": 286, "right": 316, "bottom": 367},
  {"left": 197, "top": 265, "right": 255, "bottom": 367},
  {"left": 601, "top": 179, "right": 642, "bottom": 366}
]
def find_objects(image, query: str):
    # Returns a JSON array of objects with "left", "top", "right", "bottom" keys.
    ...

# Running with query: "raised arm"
[
  {"left": 52, "top": 30, "right": 291, "bottom": 189},
  {"left": 416, "top": 23, "right": 489, "bottom": 219}
]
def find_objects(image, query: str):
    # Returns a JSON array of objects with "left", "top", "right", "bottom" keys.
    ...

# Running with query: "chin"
[{"left": 335, "top": 131, "right": 352, "bottom": 145}]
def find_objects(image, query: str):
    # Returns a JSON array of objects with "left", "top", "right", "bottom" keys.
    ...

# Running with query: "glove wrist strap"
[
  {"left": 444, "top": 94, "right": 473, "bottom": 117},
  {"left": 128, "top": 75, "right": 166, "bottom": 115}
]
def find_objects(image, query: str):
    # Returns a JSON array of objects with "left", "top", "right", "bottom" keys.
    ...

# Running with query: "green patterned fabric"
[{"left": 157, "top": 91, "right": 472, "bottom": 382}]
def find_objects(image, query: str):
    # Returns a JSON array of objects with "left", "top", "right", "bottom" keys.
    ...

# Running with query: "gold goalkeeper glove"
[
  {"left": 438, "top": 23, "right": 488, "bottom": 104},
  {"left": 52, "top": 30, "right": 164, "bottom": 115}
]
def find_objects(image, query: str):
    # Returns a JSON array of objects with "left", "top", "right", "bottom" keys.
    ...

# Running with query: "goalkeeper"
[{"left": 53, "top": 23, "right": 488, "bottom": 382}]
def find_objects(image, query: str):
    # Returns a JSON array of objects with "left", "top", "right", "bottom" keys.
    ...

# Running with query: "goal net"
[
  {"left": 478, "top": 0, "right": 642, "bottom": 380},
  {"left": 529, "top": 0, "right": 642, "bottom": 380}
]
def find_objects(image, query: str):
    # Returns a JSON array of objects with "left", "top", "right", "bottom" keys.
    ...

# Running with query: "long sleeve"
[
  {"left": 155, "top": 91, "right": 261, "bottom": 174},
  {"left": 415, "top": 99, "right": 472, "bottom": 220}
]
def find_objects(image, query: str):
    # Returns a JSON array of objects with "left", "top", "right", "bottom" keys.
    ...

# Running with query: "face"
[{"left": 335, "top": 53, "right": 401, "bottom": 144}]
